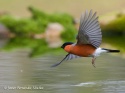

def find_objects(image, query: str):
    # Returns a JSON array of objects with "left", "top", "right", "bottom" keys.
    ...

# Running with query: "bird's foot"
[{"left": 92, "top": 58, "right": 96, "bottom": 68}]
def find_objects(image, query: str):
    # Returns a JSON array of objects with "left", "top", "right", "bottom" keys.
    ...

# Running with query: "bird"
[{"left": 51, "top": 10, "right": 120, "bottom": 67}]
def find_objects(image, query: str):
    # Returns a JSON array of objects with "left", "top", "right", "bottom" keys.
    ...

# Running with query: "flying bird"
[{"left": 52, "top": 10, "right": 120, "bottom": 67}]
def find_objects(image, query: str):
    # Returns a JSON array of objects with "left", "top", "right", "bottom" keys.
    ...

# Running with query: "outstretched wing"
[
  {"left": 51, "top": 53, "right": 81, "bottom": 67},
  {"left": 77, "top": 10, "right": 102, "bottom": 48}
]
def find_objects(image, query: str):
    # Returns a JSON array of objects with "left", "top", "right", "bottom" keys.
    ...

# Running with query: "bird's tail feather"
[{"left": 102, "top": 48, "right": 120, "bottom": 53}]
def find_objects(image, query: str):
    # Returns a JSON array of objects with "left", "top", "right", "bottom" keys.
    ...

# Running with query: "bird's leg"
[{"left": 92, "top": 57, "right": 96, "bottom": 68}]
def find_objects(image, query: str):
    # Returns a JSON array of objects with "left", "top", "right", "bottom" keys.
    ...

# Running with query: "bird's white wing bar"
[
  {"left": 51, "top": 53, "right": 81, "bottom": 67},
  {"left": 77, "top": 10, "right": 102, "bottom": 48}
]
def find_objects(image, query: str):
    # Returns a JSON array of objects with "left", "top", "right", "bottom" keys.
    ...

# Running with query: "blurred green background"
[
  {"left": 0, "top": 1, "right": 125, "bottom": 93},
  {"left": 0, "top": 0, "right": 125, "bottom": 57}
]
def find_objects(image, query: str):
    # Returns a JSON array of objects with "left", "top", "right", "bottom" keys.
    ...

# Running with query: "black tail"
[{"left": 102, "top": 48, "right": 120, "bottom": 53}]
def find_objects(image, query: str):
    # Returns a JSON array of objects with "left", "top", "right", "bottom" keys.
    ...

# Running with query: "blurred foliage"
[
  {"left": 0, "top": 6, "right": 77, "bottom": 57},
  {"left": 1, "top": 6, "right": 125, "bottom": 56},
  {"left": 0, "top": 6, "right": 76, "bottom": 38},
  {"left": 2, "top": 37, "right": 41, "bottom": 50},
  {"left": 29, "top": 6, "right": 76, "bottom": 41},
  {"left": 101, "top": 14, "right": 125, "bottom": 52},
  {"left": 101, "top": 14, "right": 125, "bottom": 34},
  {"left": 103, "top": 37, "right": 125, "bottom": 52},
  {"left": 0, "top": 16, "right": 41, "bottom": 35}
]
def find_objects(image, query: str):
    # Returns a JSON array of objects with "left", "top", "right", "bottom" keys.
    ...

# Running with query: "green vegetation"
[
  {"left": 101, "top": 14, "right": 125, "bottom": 52},
  {"left": 103, "top": 37, "right": 125, "bottom": 52},
  {"left": 29, "top": 7, "right": 76, "bottom": 41},
  {"left": 102, "top": 14, "right": 125, "bottom": 33},
  {"left": 0, "top": 7, "right": 77, "bottom": 57},
  {"left": 0, "top": 6, "right": 125, "bottom": 56},
  {"left": 0, "top": 7, "right": 76, "bottom": 37}
]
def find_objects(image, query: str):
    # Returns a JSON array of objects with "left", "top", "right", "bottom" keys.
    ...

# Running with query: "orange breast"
[{"left": 64, "top": 44, "right": 96, "bottom": 57}]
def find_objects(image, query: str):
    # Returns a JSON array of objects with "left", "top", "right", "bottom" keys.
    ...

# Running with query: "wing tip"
[
  {"left": 51, "top": 62, "right": 61, "bottom": 67},
  {"left": 51, "top": 64, "right": 58, "bottom": 67}
]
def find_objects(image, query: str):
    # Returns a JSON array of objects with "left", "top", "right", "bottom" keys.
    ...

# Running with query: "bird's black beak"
[
  {"left": 61, "top": 45, "right": 63, "bottom": 48},
  {"left": 61, "top": 45, "right": 64, "bottom": 48}
]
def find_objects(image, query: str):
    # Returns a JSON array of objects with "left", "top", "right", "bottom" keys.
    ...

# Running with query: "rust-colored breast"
[
  {"left": 64, "top": 45, "right": 72, "bottom": 53},
  {"left": 65, "top": 44, "right": 96, "bottom": 57}
]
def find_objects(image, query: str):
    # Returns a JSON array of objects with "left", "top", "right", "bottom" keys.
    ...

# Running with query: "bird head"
[{"left": 61, "top": 42, "right": 73, "bottom": 49}]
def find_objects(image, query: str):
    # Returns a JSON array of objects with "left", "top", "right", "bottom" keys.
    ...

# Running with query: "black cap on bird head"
[{"left": 61, "top": 42, "right": 73, "bottom": 49}]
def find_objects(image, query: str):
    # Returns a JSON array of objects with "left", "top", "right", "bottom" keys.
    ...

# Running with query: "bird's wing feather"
[
  {"left": 77, "top": 10, "right": 102, "bottom": 48},
  {"left": 51, "top": 53, "right": 81, "bottom": 67}
]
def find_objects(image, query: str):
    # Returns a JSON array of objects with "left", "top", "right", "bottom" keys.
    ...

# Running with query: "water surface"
[{"left": 0, "top": 50, "right": 125, "bottom": 93}]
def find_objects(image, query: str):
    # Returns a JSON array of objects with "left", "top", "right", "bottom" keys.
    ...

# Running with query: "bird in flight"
[{"left": 52, "top": 10, "right": 120, "bottom": 67}]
